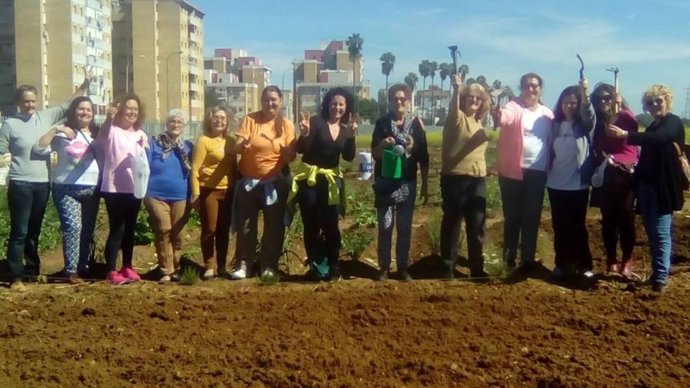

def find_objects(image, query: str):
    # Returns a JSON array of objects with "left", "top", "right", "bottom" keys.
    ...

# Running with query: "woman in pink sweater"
[{"left": 492, "top": 73, "right": 553, "bottom": 273}]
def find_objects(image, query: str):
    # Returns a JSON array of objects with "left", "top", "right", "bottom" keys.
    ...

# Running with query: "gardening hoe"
[
  {"left": 448, "top": 45, "right": 459, "bottom": 75},
  {"left": 606, "top": 67, "right": 620, "bottom": 114},
  {"left": 576, "top": 53, "right": 585, "bottom": 81}
]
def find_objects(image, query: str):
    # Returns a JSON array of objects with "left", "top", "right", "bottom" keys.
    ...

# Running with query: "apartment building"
[
  {"left": 0, "top": 0, "right": 113, "bottom": 120},
  {"left": 203, "top": 48, "right": 273, "bottom": 120},
  {"left": 292, "top": 39, "right": 368, "bottom": 118},
  {"left": 112, "top": 0, "right": 204, "bottom": 122}
]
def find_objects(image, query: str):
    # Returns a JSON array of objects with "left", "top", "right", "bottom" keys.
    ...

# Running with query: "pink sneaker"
[
  {"left": 107, "top": 270, "right": 129, "bottom": 285},
  {"left": 119, "top": 267, "right": 141, "bottom": 281}
]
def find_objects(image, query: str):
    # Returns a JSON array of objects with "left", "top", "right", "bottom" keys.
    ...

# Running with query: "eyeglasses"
[
  {"left": 645, "top": 97, "right": 665, "bottom": 107},
  {"left": 524, "top": 83, "right": 541, "bottom": 89},
  {"left": 466, "top": 95, "right": 482, "bottom": 102}
]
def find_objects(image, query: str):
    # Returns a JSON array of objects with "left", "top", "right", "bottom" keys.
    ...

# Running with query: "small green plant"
[
  {"left": 342, "top": 226, "right": 373, "bottom": 260},
  {"left": 134, "top": 209, "right": 154, "bottom": 245},
  {"left": 179, "top": 266, "right": 200, "bottom": 285}
]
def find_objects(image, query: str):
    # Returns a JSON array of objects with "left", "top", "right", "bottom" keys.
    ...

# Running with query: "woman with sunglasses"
[
  {"left": 606, "top": 85, "right": 685, "bottom": 293},
  {"left": 590, "top": 83, "right": 639, "bottom": 278},
  {"left": 492, "top": 73, "right": 553, "bottom": 273},
  {"left": 439, "top": 74, "right": 490, "bottom": 279}
]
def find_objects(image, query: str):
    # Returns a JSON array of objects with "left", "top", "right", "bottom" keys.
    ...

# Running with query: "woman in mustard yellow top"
[
  {"left": 232, "top": 86, "right": 296, "bottom": 282},
  {"left": 191, "top": 106, "right": 235, "bottom": 279}
]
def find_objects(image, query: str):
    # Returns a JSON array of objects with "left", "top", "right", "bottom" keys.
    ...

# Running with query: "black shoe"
[
  {"left": 652, "top": 283, "right": 667, "bottom": 293},
  {"left": 441, "top": 269, "right": 455, "bottom": 280},
  {"left": 377, "top": 269, "right": 389, "bottom": 281},
  {"left": 398, "top": 270, "right": 412, "bottom": 282}
]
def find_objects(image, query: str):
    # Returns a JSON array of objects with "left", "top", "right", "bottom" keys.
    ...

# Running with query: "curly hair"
[
  {"left": 642, "top": 84, "right": 674, "bottom": 112},
  {"left": 320, "top": 87, "right": 355, "bottom": 124}
]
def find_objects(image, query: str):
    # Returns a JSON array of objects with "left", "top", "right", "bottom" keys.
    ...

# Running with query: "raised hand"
[
  {"left": 106, "top": 104, "right": 118, "bottom": 119},
  {"left": 299, "top": 111, "right": 311, "bottom": 137},
  {"left": 451, "top": 74, "right": 463, "bottom": 90},
  {"left": 346, "top": 112, "right": 358, "bottom": 138}
]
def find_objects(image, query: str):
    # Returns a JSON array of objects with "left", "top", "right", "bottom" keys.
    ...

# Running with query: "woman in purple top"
[
  {"left": 98, "top": 93, "right": 149, "bottom": 285},
  {"left": 144, "top": 109, "right": 193, "bottom": 282},
  {"left": 590, "top": 83, "right": 639, "bottom": 278}
]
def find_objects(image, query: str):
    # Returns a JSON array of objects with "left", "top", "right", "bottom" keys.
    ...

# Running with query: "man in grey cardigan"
[{"left": 0, "top": 76, "right": 90, "bottom": 291}]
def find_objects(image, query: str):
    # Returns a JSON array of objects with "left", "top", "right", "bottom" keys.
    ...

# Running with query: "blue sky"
[{"left": 194, "top": 0, "right": 690, "bottom": 115}]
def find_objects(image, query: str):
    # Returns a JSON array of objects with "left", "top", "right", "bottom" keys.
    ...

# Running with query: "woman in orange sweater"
[
  {"left": 191, "top": 106, "right": 235, "bottom": 279},
  {"left": 232, "top": 86, "right": 296, "bottom": 283}
]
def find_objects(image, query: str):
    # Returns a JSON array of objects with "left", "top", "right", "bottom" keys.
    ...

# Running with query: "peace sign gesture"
[
  {"left": 346, "top": 112, "right": 358, "bottom": 138},
  {"left": 299, "top": 111, "right": 311, "bottom": 137}
]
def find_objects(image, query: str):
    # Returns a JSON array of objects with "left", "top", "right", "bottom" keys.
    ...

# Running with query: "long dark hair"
[
  {"left": 590, "top": 83, "right": 629, "bottom": 113},
  {"left": 64, "top": 96, "right": 99, "bottom": 137},
  {"left": 320, "top": 87, "right": 354, "bottom": 124},
  {"left": 552, "top": 85, "right": 581, "bottom": 123}
]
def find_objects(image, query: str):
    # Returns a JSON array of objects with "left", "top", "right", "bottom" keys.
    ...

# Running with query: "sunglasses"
[
  {"left": 645, "top": 97, "right": 665, "bottom": 107},
  {"left": 597, "top": 95, "right": 613, "bottom": 103},
  {"left": 466, "top": 95, "right": 482, "bottom": 102}
]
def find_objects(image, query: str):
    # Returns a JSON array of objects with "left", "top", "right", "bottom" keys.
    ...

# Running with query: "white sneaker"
[
  {"left": 581, "top": 270, "right": 595, "bottom": 279},
  {"left": 203, "top": 269, "right": 216, "bottom": 279},
  {"left": 230, "top": 268, "right": 246, "bottom": 280}
]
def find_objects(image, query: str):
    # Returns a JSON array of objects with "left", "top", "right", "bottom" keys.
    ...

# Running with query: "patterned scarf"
[
  {"left": 389, "top": 113, "right": 415, "bottom": 156},
  {"left": 157, "top": 132, "right": 191, "bottom": 172}
]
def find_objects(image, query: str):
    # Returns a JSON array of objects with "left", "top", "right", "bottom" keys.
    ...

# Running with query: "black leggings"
[
  {"left": 103, "top": 193, "right": 142, "bottom": 272},
  {"left": 297, "top": 178, "right": 342, "bottom": 270}
]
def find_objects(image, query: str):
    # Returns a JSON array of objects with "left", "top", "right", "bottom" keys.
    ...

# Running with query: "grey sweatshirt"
[{"left": 0, "top": 102, "right": 69, "bottom": 182}]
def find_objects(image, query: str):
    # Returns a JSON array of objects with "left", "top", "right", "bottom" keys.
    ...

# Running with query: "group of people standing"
[
  {"left": 441, "top": 71, "right": 685, "bottom": 293},
  {"left": 1, "top": 69, "right": 685, "bottom": 293}
]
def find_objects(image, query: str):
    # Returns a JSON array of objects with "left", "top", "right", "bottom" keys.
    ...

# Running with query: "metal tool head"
[
  {"left": 576, "top": 54, "right": 585, "bottom": 80},
  {"left": 448, "top": 45, "right": 459, "bottom": 74}
]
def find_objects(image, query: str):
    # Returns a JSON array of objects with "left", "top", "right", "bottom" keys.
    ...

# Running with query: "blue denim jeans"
[
  {"left": 6, "top": 180, "right": 50, "bottom": 281},
  {"left": 638, "top": 183, "right": 673, "bottom": 286}
]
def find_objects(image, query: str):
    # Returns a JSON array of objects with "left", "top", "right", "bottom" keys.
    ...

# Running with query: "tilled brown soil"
[
  {"left": 2, "top": 202, "right": 690, "bottom": 387},
  {"left": 1, "top": 274, "right": 690, "bottom": 387}
]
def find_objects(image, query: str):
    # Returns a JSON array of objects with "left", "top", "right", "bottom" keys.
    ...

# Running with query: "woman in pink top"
[
  {"left": 98, "top": 94, "right": 149, "bottom": 285},
  {"left": 492, "top": 73, "right": 553, "bottom": 273},
  {"left": 590, "top": 83, "right": 639, "bottom": 278}
]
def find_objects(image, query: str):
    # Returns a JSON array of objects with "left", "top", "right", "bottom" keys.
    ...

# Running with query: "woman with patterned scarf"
[
  {"left": 144, "top": 109, "right": 194, "bottom": 282},
  {"left": 371, "top": 84, "right": 429, "bottom": 281}
]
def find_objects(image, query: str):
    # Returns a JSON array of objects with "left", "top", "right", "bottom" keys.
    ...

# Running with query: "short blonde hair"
[
  {"left": 642, "top": 84, "right": 674, "bottom": 112},
  {"left": 459, "top": 83, "right": 490, "bottom": 120}
]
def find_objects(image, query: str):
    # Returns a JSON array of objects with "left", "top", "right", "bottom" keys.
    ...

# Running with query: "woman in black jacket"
[{"left": 606, "top": 84, "right": 685, "bottom": 292}]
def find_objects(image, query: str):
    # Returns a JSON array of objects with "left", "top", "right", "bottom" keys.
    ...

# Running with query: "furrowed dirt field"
[{"left": 2, "top": 135, "right": 690, "bottom": 387}]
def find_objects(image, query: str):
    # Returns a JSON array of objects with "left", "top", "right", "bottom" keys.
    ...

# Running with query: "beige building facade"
[
  {"left": 112, "top": 0, "right": 204, "bottom": 122},
  {"left": 1, "top": 0, "right": 113, "bottom": 120}
]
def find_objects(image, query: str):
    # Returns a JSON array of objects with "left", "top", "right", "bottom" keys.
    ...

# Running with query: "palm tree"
[
  {"left": 476, "top": 75, "right": 489, "bottom": 91},
  {"left": 439, "top": 63, "right": 451, "bottom": 92},
  {"left": 459, "top": 64, "right": 469, "bottom": 80},
  {"left": 380, "top": 52, "right": 396, "bottom": 91},
  {"left": 428, "top": 61, "right": 438, "bottom": 120},
  {"left": 346, "top": 33, "right": 363, "bottom": 110},
  {"left": 404, "top": 72, "right": 418, "bottom": 111},
  {"left": 418, "top": 60, "right": 431, "bottom": 114}
]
